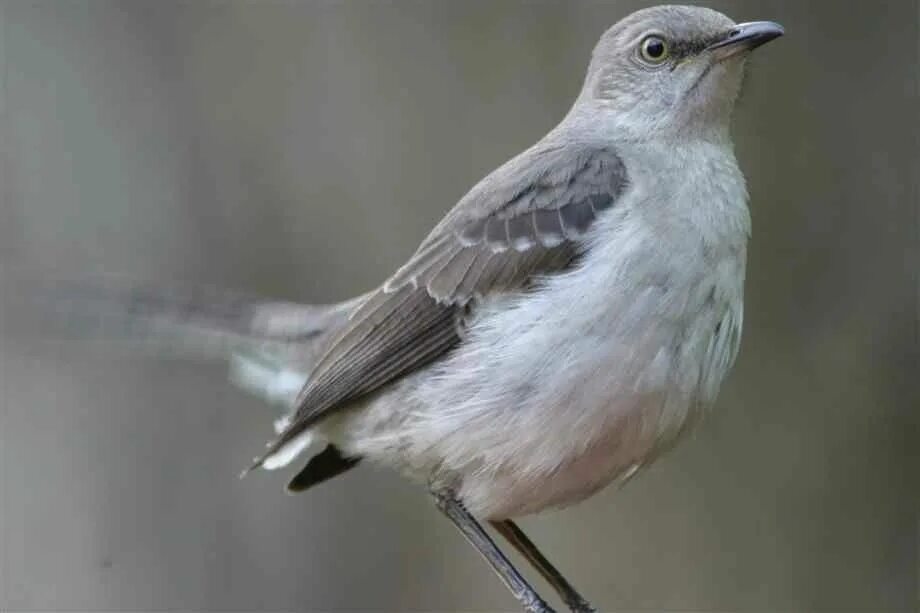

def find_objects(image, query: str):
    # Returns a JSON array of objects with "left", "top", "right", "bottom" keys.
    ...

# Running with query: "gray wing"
[
  {"left": 386, "top": 141, "right": 625, "bottom": 302},
  {"left": 253, "top": 141, "right": 628, "bottom": 467}
]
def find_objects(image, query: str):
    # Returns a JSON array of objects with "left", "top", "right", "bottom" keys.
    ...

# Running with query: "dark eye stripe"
[{"left": 670, "top": 34, "right": 725, "bottom": 59}]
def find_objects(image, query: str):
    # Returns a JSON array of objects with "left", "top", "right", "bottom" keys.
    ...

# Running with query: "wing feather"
[{"left": 252, "top": 142, "right": 628, "bottom": 468}]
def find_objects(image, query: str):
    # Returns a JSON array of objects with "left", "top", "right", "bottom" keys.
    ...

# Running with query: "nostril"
[{"left": 728, "top": 28, "right": 741, "bottom": 37}]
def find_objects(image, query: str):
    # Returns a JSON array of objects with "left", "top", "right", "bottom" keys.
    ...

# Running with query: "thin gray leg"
[
  {"left": 433, "top": 490, "right": 555, "bottom": 613},
  {"left": 491, "top": 519, "right": 596, "bottom": 613}
]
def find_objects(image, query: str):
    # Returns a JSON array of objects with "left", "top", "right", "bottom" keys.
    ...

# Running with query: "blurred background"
[{"left": 1, "top": 1, "right": 917, "bottom": 611}]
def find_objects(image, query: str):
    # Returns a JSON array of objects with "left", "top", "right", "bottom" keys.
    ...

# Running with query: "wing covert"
[{"left": 253, "top": 142, "right": 628, "bottom": 468}]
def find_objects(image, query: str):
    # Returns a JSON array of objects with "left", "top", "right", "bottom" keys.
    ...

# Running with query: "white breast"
[{"left": 335, "top": 141, "right": 750, "bottom": 519}]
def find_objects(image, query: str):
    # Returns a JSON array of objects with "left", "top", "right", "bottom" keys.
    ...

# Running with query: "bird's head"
[{"left": 577, "top": 5, "right": 783, "bottom": 142}]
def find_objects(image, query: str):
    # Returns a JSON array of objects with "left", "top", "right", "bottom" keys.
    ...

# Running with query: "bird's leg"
[
  {"left": 491, "top": 519, "right": 596, "bottom": 613},
  {"left": 433, "top": 490, "right": 555, "bottom": 613}
]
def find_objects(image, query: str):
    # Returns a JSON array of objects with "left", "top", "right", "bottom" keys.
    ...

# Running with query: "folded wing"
[{"left": 254, "top": 141, "right": 628, "bottom": 470}]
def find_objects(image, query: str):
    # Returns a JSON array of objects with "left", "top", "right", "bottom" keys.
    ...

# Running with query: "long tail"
[
  {"left": 10, "top": 272, "right": 369, "bottom": 490},
  {"left": 12, "top": 273, "right": 366, "bottom": 407}
]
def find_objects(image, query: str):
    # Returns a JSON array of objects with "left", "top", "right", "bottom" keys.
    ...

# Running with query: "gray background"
[{"left": 1, "top": 1, "right": 917, "bottom": 611}]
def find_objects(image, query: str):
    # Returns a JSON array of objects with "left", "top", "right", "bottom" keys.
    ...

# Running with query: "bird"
[{"left": 25, "top": 5, "right": 783, "bottom": 612}]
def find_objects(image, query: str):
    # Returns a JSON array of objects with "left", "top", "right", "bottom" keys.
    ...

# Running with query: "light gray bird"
[{"left": 26, "top": 5, "right": 783, "bottom": 612}]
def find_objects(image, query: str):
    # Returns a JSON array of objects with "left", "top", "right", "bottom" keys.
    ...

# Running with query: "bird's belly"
[
  {"left": 329, "top": 225, "right": 743, "bottom": 518},
  {"left": 455, "top": 393, "right": 682, "bottom": 519},
  {"left": 329, "top": 370, "right": 684, "bottom": 519},
  {"left": 335, "top": 303, "right": 708, "bottom": 519}
]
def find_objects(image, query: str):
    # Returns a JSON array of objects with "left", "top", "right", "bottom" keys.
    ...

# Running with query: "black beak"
[{"left": 707, "top": 21, "right": 785, "bottom": 60}]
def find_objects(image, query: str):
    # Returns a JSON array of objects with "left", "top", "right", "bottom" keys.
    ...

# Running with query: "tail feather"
[
  {"left": 228, "top": 350, "right": 309, "bottom": 410},
  {"left": 18, "top": 274, "right": 364, "bottom": 361},
  {"left": 12, "top": 273, "right": 371, "bottom": 487}
]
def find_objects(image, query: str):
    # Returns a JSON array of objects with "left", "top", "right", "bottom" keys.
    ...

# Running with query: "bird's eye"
[{"left": 639, "top": 36, "right": 670, "bottom": 64}]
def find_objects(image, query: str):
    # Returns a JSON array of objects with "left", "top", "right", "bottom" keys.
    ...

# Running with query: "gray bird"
[{"left": 27, "top": 5, "right": 783, "bottom": 612}]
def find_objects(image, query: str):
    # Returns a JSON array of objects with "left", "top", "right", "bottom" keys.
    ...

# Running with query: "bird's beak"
[{"left": 707, "top": 21, "right": 785, "bottom": 61}]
